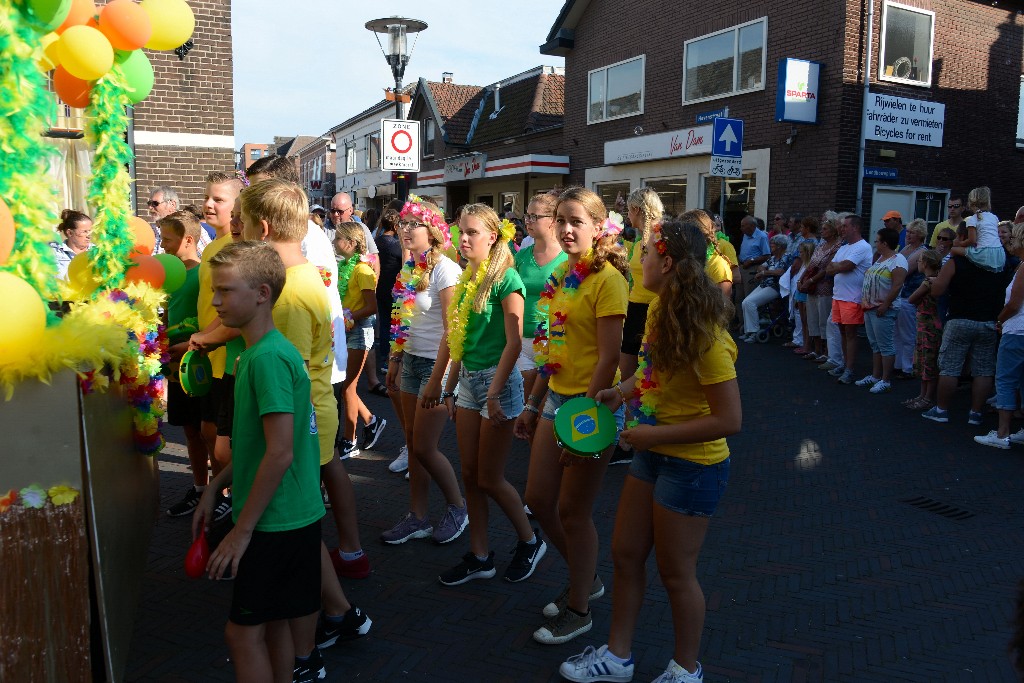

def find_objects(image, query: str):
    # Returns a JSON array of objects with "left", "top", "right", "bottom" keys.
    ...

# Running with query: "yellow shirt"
[
  {"left": 197, "top": 234, "right": 231, "bottom": 378},
  {"left": 342, "top": 262, "right": 377, "bottom": 312},
  {"left": 274, "top": 262, "right": 338, "bottom": 465},
  {"left": 627, "top": 240, "right": 657, "bottom": 304},
  {"left": 642, "top": 302, "right": 737, "bottom": 464},
  {"left": 547, "top": 262, "right": 629, "bottom": 395},
  {"left": 717, "top": 239, "right": 738, "bottom": 267},
  {"left": 706, "top": 253, "right": 733, "bottom": 285}
]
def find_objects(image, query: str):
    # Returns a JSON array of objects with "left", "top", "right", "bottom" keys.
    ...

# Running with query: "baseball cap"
[
  {"left": 882, "top": 210, "right": 902, "bottom": 221},
  {"left": 310, "top": 204, "right": 325, "bottom": 213}
]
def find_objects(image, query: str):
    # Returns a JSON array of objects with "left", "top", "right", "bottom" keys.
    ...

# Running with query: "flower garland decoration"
[
  {"left": 533, "top": 250, "right": 595, "bottom": 377},
  {"left": 499, "top": 218, "right": 517, "bottom": 244},
  {"left": 0, "top": 484, "right": 79, "bottom": 515},
  {"left": 600, "top": 211, "right": 624, "bottom": 239},
  {"left": 335, "top": 254, "right": 359, "bottom": 303},
  {"left": 447, "top": 256, "right": 491, "bottom": 362},
  {"left": 401, "top": 193, "right": 452, "bottom": 249},
  {"left": 626, "top": 340, "right": 659, "bottom": 429},
  {"left": 390, "top": 252, "right": 429, "bottom": 353},
  {"left": 652, "top": 223, "right": 670, "bottom": 257},
  {"left": 0, "top": 489, "right": 17, "bottom": 513},
  {"left": 19, "top": 484, "right": 46, "bottom": 509}
]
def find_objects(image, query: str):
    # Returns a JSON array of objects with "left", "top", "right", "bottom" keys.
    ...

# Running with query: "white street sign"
[
  {"left": 710, "top": 155, "right": 743, "bottom": 178},
  {"left": 381, "top": 119, "right": 420, "bottom": 171}
]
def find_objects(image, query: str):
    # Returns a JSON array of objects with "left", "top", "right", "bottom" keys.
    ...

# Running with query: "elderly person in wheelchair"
[{"left": 740, "top": 234, "right": 794, "bottom": 343}]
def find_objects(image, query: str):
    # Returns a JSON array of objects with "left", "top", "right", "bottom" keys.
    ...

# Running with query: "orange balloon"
[
  {"left": 124, "top": 251, "right": 165, "bottom": 288},
  {"left": 52, "top": 66, "right": 91, "bottom": 108},
  {"left": 56, "top": 0, "right": 96, "bottom": 34},
  {"left": 130, "top": 215, "right": 156, "bottom": 255},
  {"left": 0, "top": 198, "right": 13, "bottom": 266},
  {"left": 98, "top": 0, "right": 152, "bottom": 51}
]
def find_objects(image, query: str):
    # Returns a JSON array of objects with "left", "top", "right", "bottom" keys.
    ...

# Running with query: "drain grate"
[{"left": 900, "top": 496, "right": 975, "bottom": 520}]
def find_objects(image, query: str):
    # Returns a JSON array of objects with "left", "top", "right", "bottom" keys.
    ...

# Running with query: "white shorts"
[{"left": 515, "top": 337, "right": 536, "bottom": 373}]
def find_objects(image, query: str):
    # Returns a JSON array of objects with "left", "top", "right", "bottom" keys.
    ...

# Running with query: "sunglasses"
[
  {"left": 329, "top": 208, "right": 352, "bottom": 215},
  {"left": 936, "top": 236, "right": 952, "bottom": 242},
  {"left": 948, "top": 204, "right": 962, "bottom": 209},
  {"left": 147, "top": 199, "right": 168, "bottom": 208}
]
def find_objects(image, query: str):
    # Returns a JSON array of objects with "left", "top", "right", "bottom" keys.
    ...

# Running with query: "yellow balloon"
[
  {"left": 58, "top": 25, "right": 114, "bottom": 81},
  {"left": 0, "top": 273, "right": 48, "bottom": 364},
  {"left": 40, "top": 32, "right": 61, "bottom": 71},
  {"left": 67, "top": 251, "right": 100, "bottom": 296},
  {"left": 140, "top": 0, "right": 195, "bottom": 51}
]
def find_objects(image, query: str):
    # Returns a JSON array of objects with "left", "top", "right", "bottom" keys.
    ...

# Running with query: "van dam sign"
[{"left": 865, "top": 93, "right": 944, "bottom": 148}]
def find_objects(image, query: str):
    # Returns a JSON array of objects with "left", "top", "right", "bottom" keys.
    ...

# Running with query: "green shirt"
[
  {"left": 513, "top": 245, "right": 567, "bottom": 337},
  {"left": 462, "top": 268, "right": 525, "bottom": 372},
  {"left": 224, "top": 336, "right": 245, "bottom": 376},
  {"left": 231, "top": 329, "right": 325, "bottom": 532},
  {"left": 166, "top": 264, "right": 199, "bottom": 345}
]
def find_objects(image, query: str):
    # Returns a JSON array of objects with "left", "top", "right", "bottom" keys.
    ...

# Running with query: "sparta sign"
[{"left": 381, "top": 119, "right": 420, "bottom": 172}]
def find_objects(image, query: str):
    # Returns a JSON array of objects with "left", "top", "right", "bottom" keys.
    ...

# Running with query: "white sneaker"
[
  {"left": 974, "top": 431, "right": 1010, "bottom": 450},
  {"left": 388, "top": 445, "right": 409, "bottom": 473},
  {"left": 559, "top": 645, "right": 634, "bottom": 682},
  {"left": 855, "top": 375, "right": 880, "bottom": 387},
  {"left": 652, "top": 660, "right": 703, "bottom": 683},
  {"left": 869, "top": 380, "right": 891, "bottom": 394},
  {"left": 1010, "top": 428, "right": 1024, "bottom": 445}
]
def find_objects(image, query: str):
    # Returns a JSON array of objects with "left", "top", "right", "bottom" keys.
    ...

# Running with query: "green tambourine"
[
  {"left": 179, "top": 350, "right": 213, "bottom": 397},
  {"left": 553, "top": 396, "right": 617, "bottom": 458}
]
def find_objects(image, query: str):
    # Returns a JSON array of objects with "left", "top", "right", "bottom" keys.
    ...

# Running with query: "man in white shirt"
[
  {"left": 329, "top": 192, "right": 379, "bottom": 276},
  {"left": 826, "top": 214, "right": 873, "bottom": 384}
]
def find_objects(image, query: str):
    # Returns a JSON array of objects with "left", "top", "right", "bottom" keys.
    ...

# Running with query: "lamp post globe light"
[{"left": 365, "top": 17, "right": 428, "bottom": 119}]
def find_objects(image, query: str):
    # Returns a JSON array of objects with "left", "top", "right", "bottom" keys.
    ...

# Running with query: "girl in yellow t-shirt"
[
  {"left": 333, "top": 222, "right": 382, "bottom": 458},
  {"left": 513, "top": 187, "right": 629, "bottom": 645},
  {"left": 560, "top": 220, "right": 741, "bottom": 683}
]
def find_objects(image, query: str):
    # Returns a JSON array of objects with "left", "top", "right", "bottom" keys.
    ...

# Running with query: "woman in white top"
[
  {"left": 382, "top": 197, "right": 468, "bottom": 546},
  {"left": 51, "top": 209, "right": 92, "bottom": 280}
]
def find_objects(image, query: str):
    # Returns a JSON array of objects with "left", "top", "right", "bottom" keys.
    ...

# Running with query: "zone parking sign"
[{"left": 381, "top": 119, "right": 420, "bottom": 172}]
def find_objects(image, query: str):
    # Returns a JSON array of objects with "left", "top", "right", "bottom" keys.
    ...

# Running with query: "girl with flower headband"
[
  {"left": 513, "top": 186, "right": 629, "bottom": 646},
  {"left": 332, "top": 222, "right": 385, "bottom": 460},
  {"left": 559, "top": 220, "right": 741, "bottom": 683},
  {"left": 435, "top": 204, "right": 548, "bottom": 587},
  {"left": 381, "top": 196, "right": 469, "bottom": 546}
]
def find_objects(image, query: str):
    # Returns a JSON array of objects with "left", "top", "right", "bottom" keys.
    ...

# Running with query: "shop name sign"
[
  {"left": 604, "top": 125, "right": 712, "bottom": 165},
  {"left": 775, "top": 58, "right": 822, "bottom": 124},
  {"left": 865, "top": 93, "right": 945, "bottom": 148},
  {"left": 443, "top": 153, "right": 487, "bottom": 182},
  {"left": 381, "top": 119, "right": 420, "bottom": 171}
]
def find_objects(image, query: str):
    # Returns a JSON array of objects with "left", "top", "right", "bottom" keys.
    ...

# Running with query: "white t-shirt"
[
  {"left": 301, "top": 219, "right": 347, "bottom": 383},
  {"left": 967, "top": 211, "right": 1000, "bottom": 250},
  {"left": 831, "top": 239, "right": 874, "bottom": 303},
  {"left": 404, "top": 256, "right": 462, "bottom": 359},
  {"left": 1004, "top": 270, "right": 1024, "bottom": 335}
]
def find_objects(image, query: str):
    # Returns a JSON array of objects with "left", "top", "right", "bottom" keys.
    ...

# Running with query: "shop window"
[
  {"left": 879, "top": 2, "right": 934, "bottom": 86},
  {"left": 683, "top": 19, "right": 765, "bottom": 104},
  {"left": 644, "top": 178, "right": 686, "bottom": 218},
  {"left": 366, "top": 132, "right": 380, "bottom": 169},
  {"left": 424, "top": 118, "right": 435, "bottom": 156},
  {"left": 588, "top": 56, "right": 644, "bottom": 124},
  {"left": 701, "top": 172, "right": 757, "bottom": 241},
  {"left": 594, "top": 181, "right": 631, "bottom": 215},
  {"left": 500, "top": 192, "right": 520, "bottom": 217}
]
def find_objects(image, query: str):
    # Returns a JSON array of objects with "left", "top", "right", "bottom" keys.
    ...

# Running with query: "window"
[
  {"left": 644, "top": 178, "right": 687, "bottom": 217},
  {"left": 366, "top": 132, "right": 380, "bottom": 169},
  {"left": 344, "top": 143, "right": 356, "bottom": 174},
  {"left": 249, "top": 149, "right": 261, "bottom": 160},
  {"left": 588, "top": 56, "right": 644, "bottom": 124},
  {"left": 593, "top": 181, "right": 631, "bottom": 214},
  {"left": 683, "top": 18, "right": 766, "bottom": 104},
  {"left": 423, "top": 118, "right": 435, "bottom": 156},
  {"left": 879, "top": 2, "right": 934, "bottom": 86}
]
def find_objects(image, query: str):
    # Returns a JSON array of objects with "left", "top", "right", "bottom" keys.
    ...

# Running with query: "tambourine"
[
  {"left": 179, "top": 349, "right": 213, "bottom": 397},
  {"left": 553, "top": 396, "right": 617, "bottom": 458}
]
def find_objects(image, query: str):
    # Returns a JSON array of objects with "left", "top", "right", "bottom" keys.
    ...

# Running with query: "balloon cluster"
[{"left": 19, "top": 0, "right": 195, "bottom": 107}]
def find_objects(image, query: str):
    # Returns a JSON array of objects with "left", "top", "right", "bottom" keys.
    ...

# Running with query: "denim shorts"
[
  {"left": 629, "top": 452, "right": 730, "bottom": 517},
  {"left": 455, "top": 365, "right": 524, "bottom": 420},
  {"left": 515, "top": 337, "right": 536, "bottom": 373},
  {"left": 400, "top": 353, "right": 437, "bottom": 397},
  {"left": 540, "top": 389, "right": 625, "bottom": 433},
  {"left": 346, "top": 314, "right": 376, "bottom": 351},
  {"left": 863, "top": 306, "right": 897, "bottom": 356},
  {"left": 994, "top": 333, "right": 1024, "bottom": 410}
]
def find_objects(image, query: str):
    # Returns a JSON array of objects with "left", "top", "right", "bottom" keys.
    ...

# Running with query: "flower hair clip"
[
  {"left": 652, "top": 222, "right": 669, "bottom": 256},
  {"left": 401, "top": 194, "right": 452, "bottom": 249},
  {"left": 600, "top": 211, "right": 624, "bottom": 238},
  {"left": 234, "top": 169, "right": 250, "bottom": 188},
  {"left": 498, "top": 218, "right": 517, "bottom": 243}
]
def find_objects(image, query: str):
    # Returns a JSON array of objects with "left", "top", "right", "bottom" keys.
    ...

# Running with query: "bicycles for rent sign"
[{"left": 381, "top": 119, "right": 421, "bottom": 171}]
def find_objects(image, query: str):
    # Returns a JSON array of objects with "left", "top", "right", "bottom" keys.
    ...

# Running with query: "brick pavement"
[{"left": 126, "top": 340, "right": 1024, "bottom": 682}]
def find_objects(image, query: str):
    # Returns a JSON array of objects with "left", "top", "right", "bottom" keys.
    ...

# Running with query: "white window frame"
[
  {"left": 587, "top": 55, "right": 646, "bottom": 125},
  {"left": 682, "top": 18, "right": 767, "bottom": 106},
  {"left": 344, "top": 143, "right": 356, "bottom": 175},
  {"left": 878, "top": 1, "right": 935, "bottom": 87}
]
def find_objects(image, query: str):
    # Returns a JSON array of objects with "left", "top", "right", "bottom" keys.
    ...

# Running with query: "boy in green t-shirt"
[
  {"left": 159, "top": 212, "right": 208, "bottom": 517},
  {"left": 194, "top": 240, "right": 326, "bottom": 682}
]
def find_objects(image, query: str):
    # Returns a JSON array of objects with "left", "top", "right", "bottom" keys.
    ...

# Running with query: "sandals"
[
  {"left": 903, "top": 397, "right": 933, "bottom": 410},
  {"left": 368, "top": 382, "right": 389, "bottom": 397}
]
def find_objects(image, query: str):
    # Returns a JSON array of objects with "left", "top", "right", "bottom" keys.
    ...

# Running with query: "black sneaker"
[
  {"left": 359, "top": 416, "right": 387, "bottom": 450},
  {"left": 166, "top": 486, "right": 202, "bottom": 517},
  {"left": 504, "top": 530, "right": 548, "bottom": 583},
  {"left": 292, "top": 646, "right": 326, "bottom": 682},
  {"left": 212, "top": 491, "right": 232, "bottom": 522},
  {"left": 339, "top": 439, "right": 360, "bottom": 460},
  {"left": 438, "top": 551, "right": 496, "bottom": 586},
  {"left": 609, "top": 444, "right": 633, "bottom": 466},
  {"left": 316, "top": 606, "right": 372, "bottom": 649}
]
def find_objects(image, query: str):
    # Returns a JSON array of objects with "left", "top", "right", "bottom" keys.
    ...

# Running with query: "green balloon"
[
  {"left": 22, "top": 0, "right": 72, "bottom": 32},
  {"left": 154, "top": 253, "right": 187, "bottom": 293},
  {"left": 118, "top": 50, "right": 154, "bottom": 105}
]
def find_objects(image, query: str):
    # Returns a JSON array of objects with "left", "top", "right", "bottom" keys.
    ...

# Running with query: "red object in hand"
[{"left": 184, "top": 529, "right": 209, "bottom": 578}]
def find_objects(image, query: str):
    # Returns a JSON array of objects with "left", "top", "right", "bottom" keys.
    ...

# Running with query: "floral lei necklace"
[
  {"left": 447, "top": 257, "right": 490, "bottom": 362},
  {"left": 336, "top": 255, "right": 360, "bottom": 330},
  {"left": 533, "top": 249, "right": 594, "bottom": 377},
  {"left": 627, "top": 340, "right": 659, "bottom": 428},
  {"left": 390, "top": 251, "right": 429, "bottom": 353}
]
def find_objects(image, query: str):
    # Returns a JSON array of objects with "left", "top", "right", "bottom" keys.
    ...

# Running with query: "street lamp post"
[{"left": 365, "top": 17, "right": 428, "bottom": 120}]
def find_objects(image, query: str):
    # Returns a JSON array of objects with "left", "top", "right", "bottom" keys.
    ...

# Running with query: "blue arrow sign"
[{"left": 711, "top": 117, "right": 743, "bottom": 158}]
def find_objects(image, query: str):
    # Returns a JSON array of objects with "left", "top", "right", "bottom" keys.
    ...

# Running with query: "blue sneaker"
[
  {"left": 967, "top": 410, "right": 983, "bottom": 426},
  {"left": 921, "top": 406, "right": 949, "bottom": 423}
]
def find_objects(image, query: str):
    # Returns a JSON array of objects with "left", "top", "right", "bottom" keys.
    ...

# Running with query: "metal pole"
[
  {"left": 855, "top": 0, "right": 876, "bottom": 215},
  {"left": 394, "top": 76, "right": 403, "bottom": 119},
  {"left": 719, "top": 179, "right": 726, "bottom": 223}
]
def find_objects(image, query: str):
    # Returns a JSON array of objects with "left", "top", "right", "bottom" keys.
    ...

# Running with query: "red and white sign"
[
  {"left": 381, "top": 119, "right": 420, "bottom": 172},
  {"left": 603, "top": 125, "right": 713, "bottom": 165},
  {"left": 444, "top": 153, "right": 487, "bottom": 182},
  {"left": 418, "top": 154, "right": 569, "bottom": 187}
]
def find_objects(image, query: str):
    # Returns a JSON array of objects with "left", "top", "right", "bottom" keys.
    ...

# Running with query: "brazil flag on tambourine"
[
  {"left": 553, "top": 396, "right": 617, "bottom": 457},
  {"left": 179, "top": 349, "right": 213, "bottom": 398}
]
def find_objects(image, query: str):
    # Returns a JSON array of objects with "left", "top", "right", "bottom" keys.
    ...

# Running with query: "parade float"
[{"left": 0, "top": 0, "right": 195, "bottom": 679}]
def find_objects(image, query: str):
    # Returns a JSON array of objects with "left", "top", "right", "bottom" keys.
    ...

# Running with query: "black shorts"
[
  {"left": 166, "top": 380, "right": 202, "bottom": 428},
  {"left": 620, "top": 301, "right": 650, "bottom": 356},
  {"left": 199, "top": 377, "right": 225, "bottom": 424},
  {"left": 229, "top": 519, "right": 322, "bottom": 625},
  {"left": 216, "top": 374, "right": 235, "bottom": 437}
]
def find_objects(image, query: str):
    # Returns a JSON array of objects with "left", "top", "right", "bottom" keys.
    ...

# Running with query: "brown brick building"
[
  {"left": 237, "top": 143, "right": 270, "bottom": 170},
  {"left": 543, "top": 0, "right": 1024, "bottom": 239}
]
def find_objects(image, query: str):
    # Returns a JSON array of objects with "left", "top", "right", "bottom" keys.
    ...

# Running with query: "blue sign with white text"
[
  {"left": 696, "top": 107, "right": 729, "bottom": 124},
  {"left": 711, "top": 118, "right": 743, "bottom": 158},
  {"left": 864, "top": 166, "right": 899, "bottom": 180}
]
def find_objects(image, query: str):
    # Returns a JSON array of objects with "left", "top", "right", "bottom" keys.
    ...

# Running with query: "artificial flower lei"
[
  {"left": 652, "top": 223, "right": 669, "bottom": 257},
  {"left": 390, "top": 251, "right": 430, "bottom": 353},
  {"left": 627, "top": 340, "right": 659, "bottom": 428},
  {"left": 533, "top": 250, "right": 595, "bottom": 377},
  {"left": 335, "top": 255, "right": 360, "bottom": 303},
  {"left": 600, "top": 211, "right": 624, "bottom": 239},
  {"left": 401, "top": 194, "right": 452, "bottom": 249},
  {"left": 447, "top": 256, "right": 490, "bottom": 362},
  {"left": 499, "top": 218, "right": 517, "bottom": 244}
]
